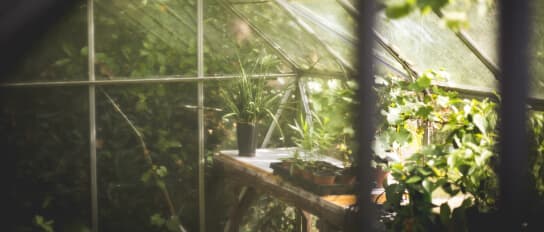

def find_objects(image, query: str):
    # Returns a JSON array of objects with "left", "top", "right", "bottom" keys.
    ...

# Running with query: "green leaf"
[
  {"left": 166, "top": 217, "right": 181, "bottom": 232},
  {"left": 141, "top": 170, "right": 152, "bottom": 183},
  {"left": 150, "top": 214, "right": 166, "bottom": 227},
  {"left": 54, "top": 58, "right": 71, "bottom": 66},
  {"left": 439, "top": 203, "right": 451, "bottom": 225},
  {"left": 80, "top": 46, "right": 88, "bottom": 56},
  {"left": 34, "top": 215, "right": 54, "bottom": 232},
  {"left": 472, "top": 113, "right": 487, "bottom": 134},
  {"left": 416, "top": 105, "right": 433, "bottom": 118},
  {"left": 442, "top": 12, "right": 469, "bottom": 31},
  {"left": 409, "top": 75, "right": 432, "bottom": 91},
  {"left": 406, "top": 175, "right": 422, "bottom": 184},
  {"left": 417, "top": 0, "right": 450, "bottom": 12},
  {"left": 385, "top": 1, "right": 415, "bottom": 19}
]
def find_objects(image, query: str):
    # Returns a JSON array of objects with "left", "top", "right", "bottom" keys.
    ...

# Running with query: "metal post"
[
  {"left": 261, "top": 88, "right": 293, "bottom": 148},
  {"left": 498, "top": 0, "right": 531, "bottom": 230},
  {"left": 87, "top": 0, "right": 98, "bottom": 231},
  {"left": 197, "top": 0, "right": 206, "bottom": 231},
  {"left": 355, "top": 0, "right": 377, "bottom": 231}
]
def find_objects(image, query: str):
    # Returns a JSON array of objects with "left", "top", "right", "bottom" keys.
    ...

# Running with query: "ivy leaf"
[
  {"left": 386, "top": 106, "right": 402, "bottom": 124},
  {"left": 416, "top": 105, "right": 433, "bottom": 118},
  {"left": 472, "top": 113, "right": 487, "bottom": 134},
  {"left": 408, "top": 75, "right": 432, "bottom": 91}
]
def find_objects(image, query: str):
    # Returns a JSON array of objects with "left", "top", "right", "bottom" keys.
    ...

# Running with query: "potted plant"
[{"left": 222, "top": 57, "right": 280, "bottom": 157}]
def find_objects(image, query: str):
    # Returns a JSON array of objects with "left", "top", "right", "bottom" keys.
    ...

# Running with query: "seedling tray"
[{"left": 270, "top": 162, "right": 355, "bottom": 196}]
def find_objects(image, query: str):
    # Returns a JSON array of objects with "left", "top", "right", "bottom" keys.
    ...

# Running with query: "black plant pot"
[{"left": 236, "top": 122, "right": 257, "bottom": 157}]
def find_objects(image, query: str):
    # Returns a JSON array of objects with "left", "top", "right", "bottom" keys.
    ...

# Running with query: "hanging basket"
[{"left": 236, "top": 122, "right": 257, "bottom": 157}]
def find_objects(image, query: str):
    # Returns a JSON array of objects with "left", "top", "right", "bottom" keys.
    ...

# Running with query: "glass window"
[
  {"left": 2, "top": 87, "right": 90, "bottom": 231},
  {"left": 7, "top": 4, "right": 87, "bottom": 82},
  {"left": 96, "top": 84, "right": 199, "bottom": 231},
  {"left": 94, "top": 0, "right": 197, "bottom": 79}
]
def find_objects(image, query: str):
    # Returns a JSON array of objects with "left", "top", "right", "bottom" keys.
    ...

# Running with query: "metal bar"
[
  {"left": 433, "top": 10, "right": 500, "bottom": 78},
  {"left": 87, "top": 0, "right": 98, "bottom": 231},
  {"left": 298, "top": 79, "right": 313, "bottom": 125},
  {"left": 274, "top": 0, "right": 354, "bottom": 73},
  {"left": 355, "top": 0, "right": 377, "bottom": 231},
  {"left": 197, "top": 0, "right": 206, "bottom": 231},
  {"left": 261, "top": 88, "right": 294, "bottom": 148},
  {"left": 0, "top": 73, "right": 298, "bottom": 87},
  {"left": 219, "top": 0, "right": 301, "bottom": 70},
  {"left": 498, "top": 0, "right": 531, "bottom": 230}
]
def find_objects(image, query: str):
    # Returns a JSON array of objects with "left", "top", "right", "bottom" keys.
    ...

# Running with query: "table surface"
[{"left": 217, "top": 148, "right": 359, "bottom": 207}]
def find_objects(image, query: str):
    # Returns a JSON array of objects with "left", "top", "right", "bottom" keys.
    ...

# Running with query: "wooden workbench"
[{"left": 214, "top": 148, "right": 376, "bottom": 231}]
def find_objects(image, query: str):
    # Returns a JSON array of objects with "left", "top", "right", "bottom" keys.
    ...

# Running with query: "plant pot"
[
  {"left": 375, "top": 166, "right": 389, "bottom": 188},
  {"left": 335, "top": 167, "right": 356, "bottom": 185},
  {"left": 293, "top": 166, "right": 314, "bottom": 181},
  {"left": 236, "top": 122, "right": 257, "bottom": 157},
  {"left": 335, "top": 173, "right": 356, "bottom": 185},
  {"left": 313, "top": 172, "right": 336, "bottom": 185}
]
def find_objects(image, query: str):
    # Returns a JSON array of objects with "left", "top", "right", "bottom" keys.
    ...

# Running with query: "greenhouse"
[{"left": 2, "top": 0, "right": 544, "bottom": 231}]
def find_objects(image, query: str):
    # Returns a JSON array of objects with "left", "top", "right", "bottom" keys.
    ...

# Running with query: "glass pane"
[
  {"left": 288, "top": 1, "right": 355, "bottom": 71},
  {"left": 376, "top": 11, "right": 497, "bottom": 89},
  {"left": 232, "top": 1, "right": 342, "bottom": 73},
  {"left": 204, "top": 0, "right": 293, "bottom": 75},
  {"left": 444, "top": 2, "right": 498, "bottom": 64},
  {"left": 303, "top": 77, "right": 355, "bottom": 163},
  {"left": 96, "top": 84, "right": 199, "bottom": 231},
  {"left": 94, "top": 0, "right": 197, "bottom": 79},
  {"left": 530, "top": 1, "right": 544, "bottom": 99},
  {"left": 2, "top": 87, "right": 90, "bottom": 231},
  {"left": 7, "top": 3, "right": 87, "bottom": 82}
]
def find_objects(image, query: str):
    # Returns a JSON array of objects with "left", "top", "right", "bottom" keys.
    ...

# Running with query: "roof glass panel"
[
  {"left": 287, "top": 0, "right": 354, "bottom": 72},
  {"left": 204, "top": 0, "right": 293, "bottom": 75},
  {"left": 443, "top": 2, "right": 498, "bottom": 63},
  {"left": 94, "top": 0, "right": 197, "bottom": 79},
  {"left": 376, "top": 11, "right": 497, "bottom": 89},
  {"left": 231, "top": 1, "right": 342, "bottom": 73},
  {"left": 7, "top": 4, "right": 87, "bottom": 82}
]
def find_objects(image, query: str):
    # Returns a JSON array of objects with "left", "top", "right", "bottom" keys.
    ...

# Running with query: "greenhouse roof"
[{"left": 4, "top": 0, "right": 544, "bottom": 109}]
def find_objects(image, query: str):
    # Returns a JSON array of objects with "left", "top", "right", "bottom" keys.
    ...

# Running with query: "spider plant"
[{"left": 222, "top": 56, "right": 280, "bottom": 125}]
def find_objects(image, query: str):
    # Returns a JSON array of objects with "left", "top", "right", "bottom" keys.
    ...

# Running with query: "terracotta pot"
[
  {"left": 313, "top": 173, "right": 336, "bottom": 185},
  {"left": 236, "top": 122, "right": 256, "bottom": 157},
  {"left": 335, "top": 174, "right": 356, "bottom": 185},
  {"left": 375, "top": 166, "right": 389, "bottom": 188},
  {"left": 295, "top": 167, "right": 313, "bottom": 181}
]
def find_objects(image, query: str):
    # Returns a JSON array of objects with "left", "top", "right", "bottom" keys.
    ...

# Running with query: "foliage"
[
  {"left": 529, "top": 112, "right": 544, "bottom": 197},
  {"left": 239, "top": 195, "right": 297, "bottom": 232},
  {"left": 304, "top": 78, "right": 358, "bottom": 167},
  {"left": 221, "top": 55, "right": 282, "bottom": 125},
  {"left": 376, "top": 70, "right": 499, "bottom": 231},
  {"left": 381, "top": 0, "right": 493, "bottom": 31},
  {"left": 289, "top": 112, "right": 333, "bottom": 161}
]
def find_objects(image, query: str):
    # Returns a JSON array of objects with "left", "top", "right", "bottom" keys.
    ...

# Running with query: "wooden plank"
[{"left": 214, "top": 153, "right": 348, "bottom": 228}]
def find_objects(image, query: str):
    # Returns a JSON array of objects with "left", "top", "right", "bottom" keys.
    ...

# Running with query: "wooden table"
[{"left": 214, "top": 148, "right": 381, "bottom": 232}]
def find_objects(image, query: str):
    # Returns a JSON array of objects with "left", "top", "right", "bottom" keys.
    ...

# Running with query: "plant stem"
[{"left": 100, "top": 88, "right": 187, "bottom": 232}]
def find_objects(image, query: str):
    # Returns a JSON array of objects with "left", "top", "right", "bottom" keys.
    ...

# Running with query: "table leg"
[{"left": 223, "top": 186, "right": 257, "bottom": 232}]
